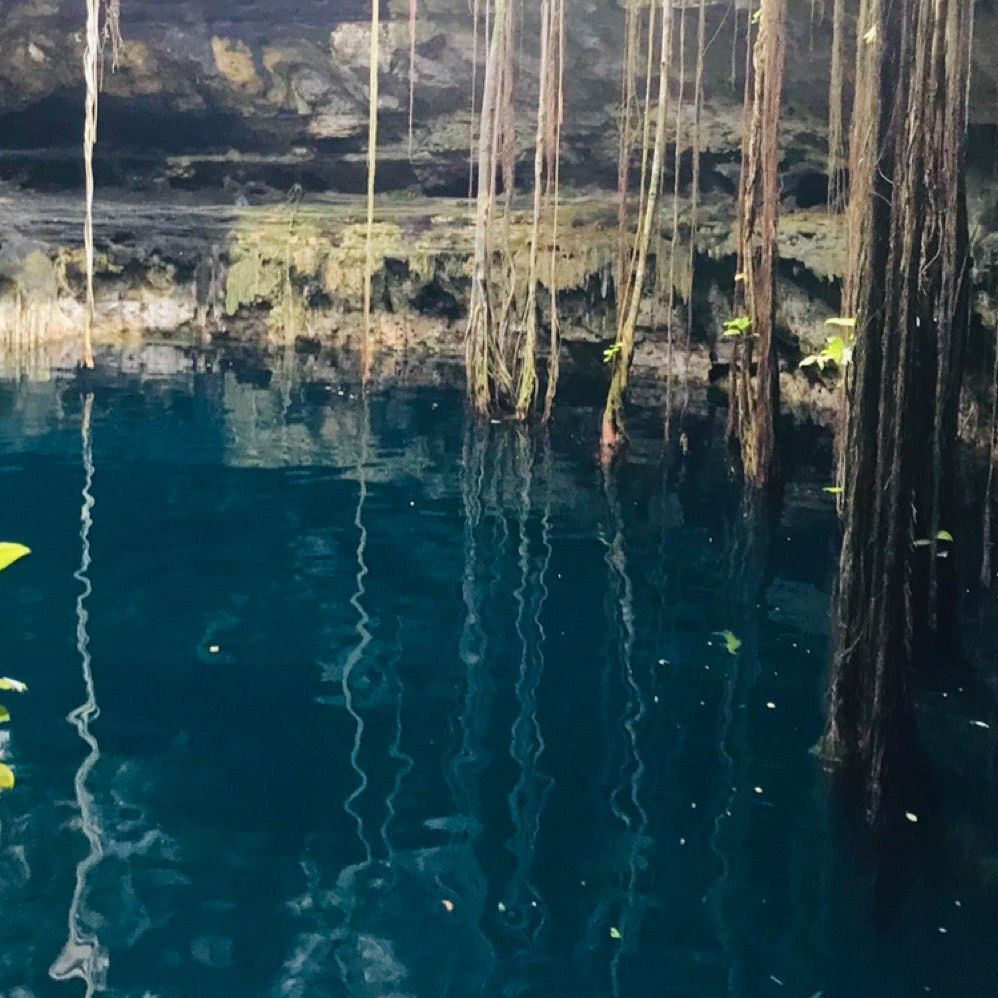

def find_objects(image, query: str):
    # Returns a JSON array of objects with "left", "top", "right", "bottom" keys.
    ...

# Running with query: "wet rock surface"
[{"left": 0, "top": 187, "right": 852, "bottom": 419}]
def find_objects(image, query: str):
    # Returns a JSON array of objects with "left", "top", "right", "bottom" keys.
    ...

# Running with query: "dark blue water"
[{"left": 0, "top": 365, "right": 996, "bottom": 996}]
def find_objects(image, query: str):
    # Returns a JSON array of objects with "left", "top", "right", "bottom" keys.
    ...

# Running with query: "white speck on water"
[
  {"left": 209, "top": 645, "right": 220, "bottom": 654},
  {"left": 691, "top": 802, "right": 697, "bottom": 809},
  {"left": 938, "top": 926, "right": 948, "bottom": 934},
  {"left": 654, "top": 695, "right": 660, "bottom": 703},
  {"left": 955, "top": 900, "right": 962, "bottom": 908},
  {"left": 754, "top": 786, "right": 764, "bottom": 795},
  {"left": 766, "top": 702, "right": 776, "bottom": 709},
  {"left": 969, "top": 720, "right": 990, "bottom": 729},
  {"left": 679, "top": 837, "right": 686, "bottom": 846},
  {"left": 905, "top": 812, "right": 919, "bottom": 823},
  {"left": 769, "top": 975, "right": 784, "bottom": 986}
]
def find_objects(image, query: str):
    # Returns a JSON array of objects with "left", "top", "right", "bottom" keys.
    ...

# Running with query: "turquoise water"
[{"left": 0, "top": 366, "right": 995, "bottom": 996}]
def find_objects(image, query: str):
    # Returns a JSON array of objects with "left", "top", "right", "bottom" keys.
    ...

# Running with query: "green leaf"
[
  {"left": 715, "top": 630, "right": 742, "bottom": 655},
  {"left": 0, "top": 544, "right": 30, "bottom": 573},
  {"left": 801, "top": 333, "right": 853, "bottom": 373},
  {"left": 0, "top": 678, "right": 27, "bottom": 693},
  {"left": 603, "top": 342, "right": 623, "bottom": 365},
  {"left": 751, "top": 8, "right": 762, "bottom": 24},
  {"left": 723, "top": 316, "right": 753, "bottom": 337},
  {"left": 0, "top": 763, "right": 15, "bottom": 791},
  {"left": 610, "top": 927, "right": 622, "bottom": 940},
  {"left": 824, "top": 336, "right": 847, "bottom": 367},
  {"left": 0, "top": 706, "right": 9, "bottom": 724},
  {"left": 825, "top": 317, "right": 857, "bottom": 329},
  {"left": 823, "top": 487, "right": 843, "bottom": 495}
]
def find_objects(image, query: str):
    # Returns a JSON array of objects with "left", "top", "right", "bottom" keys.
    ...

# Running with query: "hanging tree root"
[
  {"left": 826, "top": 0, "right": 849, "bottom": 212},
  {"left": 362, "top": 0, "right": 381, "bottom": 385},
  {"left": 467, "top": 0, "right": 564, "bottom": 423},
  {"left": 601, "top": 0, "right": 673, "bottom": 465},
  {"left": 515, "top": 0, "right": 564, "bottom": 421},
  {"left": 408, "top": 0, "right": 418, "bottom": 160},
  {"left": 81, "top": 0, "right": 122, "bottom": 370},
  {"left": 728, "top": 0, "right": 784, "bottom": 491},
  {"left": 541, "top": 0, "right": 566, "bottom": 423},
  {"left": 467, "top": 0, "right": 513, "bottom": 417},
  {"left": 822, "top": 0, "right": 973, "bottom": 825}
]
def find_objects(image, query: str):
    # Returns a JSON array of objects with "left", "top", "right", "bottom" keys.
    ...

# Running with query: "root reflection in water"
[{"left": 50, "top": 393, "right": 108, "bottom": 996}]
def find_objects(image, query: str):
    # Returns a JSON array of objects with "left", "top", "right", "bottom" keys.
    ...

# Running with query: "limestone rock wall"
[
  {"left": 2, "top": 1, "right": 995, "bottom": 210},
  {"left": 0, "top": 1, "right": 853, "bottom": 196}
]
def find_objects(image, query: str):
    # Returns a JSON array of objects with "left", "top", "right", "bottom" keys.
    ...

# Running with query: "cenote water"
[{"left": 0, "top": 363, "right": 996, "bottom": 997}]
